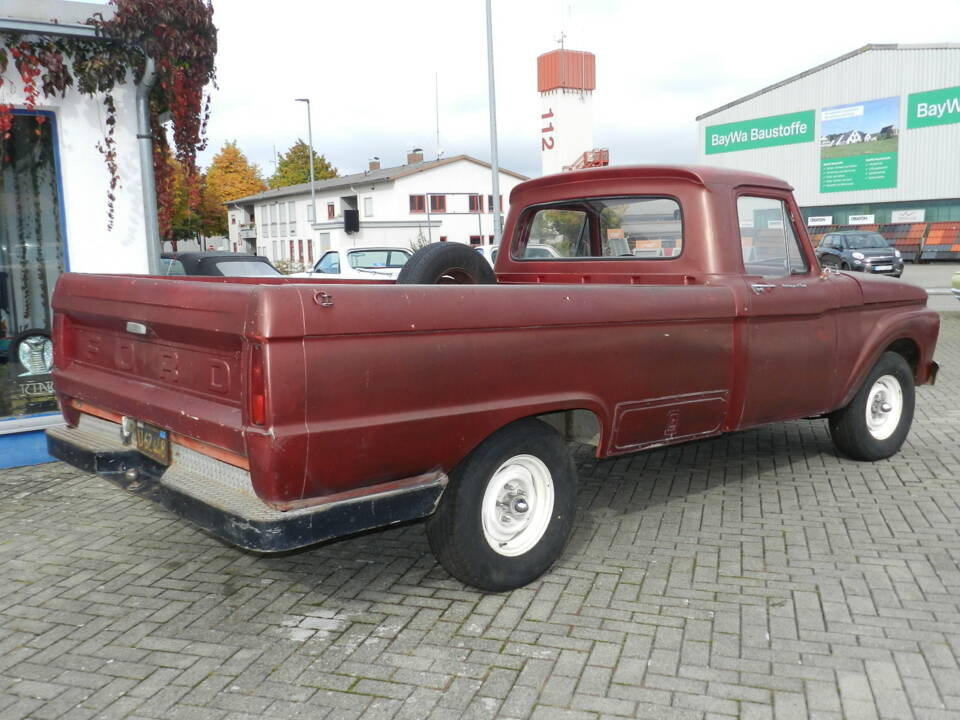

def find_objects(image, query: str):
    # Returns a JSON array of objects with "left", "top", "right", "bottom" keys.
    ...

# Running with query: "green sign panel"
[
  {"left": 705, "top": 110, "right": 815, "bottom": 154},
  {"left": 907, "top": 85, "right": 960, "bottom": 128},
  {"left": 820, "top": 96, "right": 899, "bottom": 193},
  {"left": 820, "top": 155, "right": 897, "bottom": 192}
]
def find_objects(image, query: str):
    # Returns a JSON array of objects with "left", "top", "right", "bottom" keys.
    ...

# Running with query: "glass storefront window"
[{"left": 0, "top": 113, "right": 66, "bottom": 420}]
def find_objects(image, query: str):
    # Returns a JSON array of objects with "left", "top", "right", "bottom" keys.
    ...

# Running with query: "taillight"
[{"left": 250, "top": 343, "right": 266, "bottom": 426}]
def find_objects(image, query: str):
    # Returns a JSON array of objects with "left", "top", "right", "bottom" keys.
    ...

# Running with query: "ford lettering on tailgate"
[{"left": 73, "top": 328, "right": 238, "bottom": 399}]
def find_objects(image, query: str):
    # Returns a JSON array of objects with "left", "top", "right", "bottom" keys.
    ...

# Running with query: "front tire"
[
  {"left": 828, "top": 352, "right": 915, "bottom": 461},
  {"left": 426, "top": 419, "right": 577, "bottom": 592}
]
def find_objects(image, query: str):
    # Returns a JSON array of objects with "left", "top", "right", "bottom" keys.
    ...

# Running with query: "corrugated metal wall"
[{"left": 696, "top": 47, "right": 960, "bottom": 208}]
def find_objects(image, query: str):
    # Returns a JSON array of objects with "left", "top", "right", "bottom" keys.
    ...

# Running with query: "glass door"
[{"left": 0, "top": 112, "right": 66, "bottom": 419}]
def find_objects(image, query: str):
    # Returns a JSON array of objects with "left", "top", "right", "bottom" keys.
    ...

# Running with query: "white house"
[
  {"left": 226, "top": 151, "right": 528, "bottom": 269},
  {"left": 1, "top": 1, "right": 152, "bottom": 466}
]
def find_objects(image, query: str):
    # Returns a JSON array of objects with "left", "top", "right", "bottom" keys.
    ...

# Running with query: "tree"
[
  {"left": 201, "top": 141, "right": 267, "bottom": 236},
  {"left": 169, "top": 150, "right": 200, "bottom": 242},
  {"left": 269, "top": 139, "right": 337, "bottom": 189}
]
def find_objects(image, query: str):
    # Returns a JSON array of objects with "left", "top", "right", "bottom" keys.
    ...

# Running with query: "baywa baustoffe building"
[{"left": 697, "top": 44, "right": 960, "bottom": 260}]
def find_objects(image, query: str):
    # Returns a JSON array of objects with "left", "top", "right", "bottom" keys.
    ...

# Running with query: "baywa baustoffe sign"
[
  {"left": 705, "top": 110, "right": 815, "bottom": 154},
  {"left": 820, "top": 96, "right": 899, "bottom": 193},
  {"left": 907, "top": 85, "right": 960, "bottom": 129}
]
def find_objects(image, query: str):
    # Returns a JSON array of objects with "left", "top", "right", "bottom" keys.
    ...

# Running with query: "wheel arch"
[
  {"left": 449, "top": 400, "right": 608, "bottom": 473},
  {"left": 837, "top": 318, "right": 933, "bottom": 410},
  {"left": 533, "top": 407, "right": 603, "bottom": 449}
]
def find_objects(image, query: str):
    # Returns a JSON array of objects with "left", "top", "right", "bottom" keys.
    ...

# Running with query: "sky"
[{"left": 193, "top": 0, "right": 959, "bottom": 180}]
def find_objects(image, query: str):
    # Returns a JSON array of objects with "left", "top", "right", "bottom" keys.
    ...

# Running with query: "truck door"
[{"left": 735, "top": 194, "right": 840, "bottom": 427}]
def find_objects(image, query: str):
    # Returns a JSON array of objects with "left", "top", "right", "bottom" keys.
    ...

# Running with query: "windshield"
[
  {"left": 214, "top": 260, "right": 282, "bottom": 276},
  {"left": 347, "top": 249, "right": 409, "bottom": 269},
  {"left": 846, "top": 233, "right": 889, "bottom": 250}
]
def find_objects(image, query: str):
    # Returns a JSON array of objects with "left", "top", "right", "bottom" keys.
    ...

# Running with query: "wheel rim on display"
[
  {"left": 481, "top": 454, "right": 555, "bottom": 557},
  {"left": 865, "top": 374, "right": 903, "bottom": 441},
  {"left": 17, "top": 335, "right": 54, "bottom": 375}
]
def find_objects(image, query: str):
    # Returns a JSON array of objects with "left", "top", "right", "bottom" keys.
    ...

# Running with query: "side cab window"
[
  {"left": 737, "top": 196, "right": 808, "bottom": 278},
  {"left": 316, "top": 252, "right": 340, "bottom": 274}
]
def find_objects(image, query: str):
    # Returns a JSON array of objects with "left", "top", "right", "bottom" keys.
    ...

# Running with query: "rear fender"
[{"left": 454, "top": 396, "right": 609, "bottom": 468}]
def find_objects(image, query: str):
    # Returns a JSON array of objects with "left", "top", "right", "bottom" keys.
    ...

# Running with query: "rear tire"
[
  {"left": 396, "top": 242, "right": 496, "bottom": 284},
  {"left": 828, "top": 352, "right": 914, "bottom": 461},
  {"left": 426, "top": 419, "right": 577, "bottom": 592}
]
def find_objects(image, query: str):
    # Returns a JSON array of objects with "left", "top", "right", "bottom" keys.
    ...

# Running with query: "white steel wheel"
[
  {"left": 864, "top": 374, "right": 903, "bottom": 441},
  {"left": 481, "top": 454, "right": 555, "bottom": 557},
  {"left": 829, "top": 351, "right": 915, "bottom": 462},
  {"left": 425, "top": 418, "right": 577, "bottom": 592}
]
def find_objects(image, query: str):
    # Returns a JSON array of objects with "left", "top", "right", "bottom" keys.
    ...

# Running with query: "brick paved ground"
[{"left": 2, "top": 315, "right": 960, "bottom": 720}]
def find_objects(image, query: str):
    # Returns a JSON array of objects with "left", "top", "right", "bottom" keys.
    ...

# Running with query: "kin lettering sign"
[
  {"left": 907, "top": 85, "right": 960, "bottom": 129},
  {"left": 705, "top": 110, "right": 815, "bottom": 154}
]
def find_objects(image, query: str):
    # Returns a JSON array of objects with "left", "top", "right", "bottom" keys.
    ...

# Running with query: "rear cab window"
[{"left": 514, "top": 196, "right": 683, "bottom": 261}]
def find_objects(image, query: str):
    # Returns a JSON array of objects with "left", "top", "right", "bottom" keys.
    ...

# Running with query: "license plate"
[
  {"left": 135, "top": 420, "right": 171, "bottom": 465},
  {"left": 874, "top": 265, "right": 893, "bottom": 271}
]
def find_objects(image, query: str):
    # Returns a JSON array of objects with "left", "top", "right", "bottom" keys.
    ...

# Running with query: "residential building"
[{"left": 227, "top": 152, "right": 527, "bottom": 269}]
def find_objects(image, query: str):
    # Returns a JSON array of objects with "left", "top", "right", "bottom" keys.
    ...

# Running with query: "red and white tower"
[{"left": 536, "top": 48, "right": 607, "bottom": 176}]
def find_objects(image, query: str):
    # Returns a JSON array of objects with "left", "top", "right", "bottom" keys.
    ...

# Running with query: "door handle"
[{"left": 751, "top": 283, "right": 776, "bottom": 294}]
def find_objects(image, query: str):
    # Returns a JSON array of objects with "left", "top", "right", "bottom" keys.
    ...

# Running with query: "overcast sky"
[{"left": 196, "top": 0, "right": 959, "bottom": 180}]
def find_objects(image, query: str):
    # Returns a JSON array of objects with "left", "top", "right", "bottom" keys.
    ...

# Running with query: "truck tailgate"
[{"left": 51, "top": 273, "right": 267, "bottom": 458}]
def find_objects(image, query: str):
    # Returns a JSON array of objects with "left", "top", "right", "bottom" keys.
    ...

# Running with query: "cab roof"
[{"left": 514, "top": 165, "right": 793, "bottom": 198}]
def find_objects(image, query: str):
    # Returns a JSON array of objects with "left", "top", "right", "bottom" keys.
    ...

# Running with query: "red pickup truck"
[{"left": 46, "top": 166, "right": 940, "bottom": 591}]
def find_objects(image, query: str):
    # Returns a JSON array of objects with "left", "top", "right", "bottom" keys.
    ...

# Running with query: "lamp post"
[
  {"left": 484, "top": 0, "right": 502, "bottom": 244},
  {"left": 294, "top": 98, "right": 317, "bottom": 228}
]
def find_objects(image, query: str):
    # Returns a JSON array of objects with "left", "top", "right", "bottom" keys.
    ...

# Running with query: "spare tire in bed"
[{"left": 396, "top": 242, "right": 497, "bottom": 284}]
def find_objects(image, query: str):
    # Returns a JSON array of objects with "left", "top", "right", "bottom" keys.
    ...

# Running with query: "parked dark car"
[
  {"left": 815, "top": 231, "right": 904, "bottom": 277},
  {"left": 160, "top": 251, "right": 283, "bottom": 277}
]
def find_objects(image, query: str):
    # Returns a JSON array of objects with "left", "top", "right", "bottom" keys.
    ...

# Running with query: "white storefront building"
[
  {"left": 227, "top": 152, "right": 527, "bottom": 269},
  {"left": 1, "top": 1, "right": 151, "bottom": 466}
]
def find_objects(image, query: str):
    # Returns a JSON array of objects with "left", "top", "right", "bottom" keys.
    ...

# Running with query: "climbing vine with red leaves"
[{"left": 0, "top": 0, "right": 216, "bottom": 233}]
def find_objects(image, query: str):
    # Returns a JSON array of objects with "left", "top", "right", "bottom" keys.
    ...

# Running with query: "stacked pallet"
[
  {"left": 920, "top": 222, "right": 960, "bottom": 261},
  {"left": 879, "top": 223, "right": 926, "bottom": 261}
]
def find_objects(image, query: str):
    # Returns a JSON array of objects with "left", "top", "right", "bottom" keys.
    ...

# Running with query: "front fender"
[{"left": 837, "top": 306, "right": 940, "bottom": 410}]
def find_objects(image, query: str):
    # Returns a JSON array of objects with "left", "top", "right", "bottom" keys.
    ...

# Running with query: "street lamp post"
[
  {"left": 485, "top": 0, "right": 502, "bottom": 245},
  {"left": 295, "top": 98, "right": 317, "bottom": 229}
]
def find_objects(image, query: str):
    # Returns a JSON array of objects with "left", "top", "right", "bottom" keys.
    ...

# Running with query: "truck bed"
[{"left": 52, "top": 273, "right": 737, "bottom": 507}]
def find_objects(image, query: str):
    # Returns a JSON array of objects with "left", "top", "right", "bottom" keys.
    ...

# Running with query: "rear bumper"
[{"left": 47, "top": 415, "right": 446, "bottom": 553}]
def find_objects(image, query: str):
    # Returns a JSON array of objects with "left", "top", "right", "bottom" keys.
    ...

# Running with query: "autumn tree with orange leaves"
[{"left": 199, "top": 141, "right": 267, "bottom": 236}]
